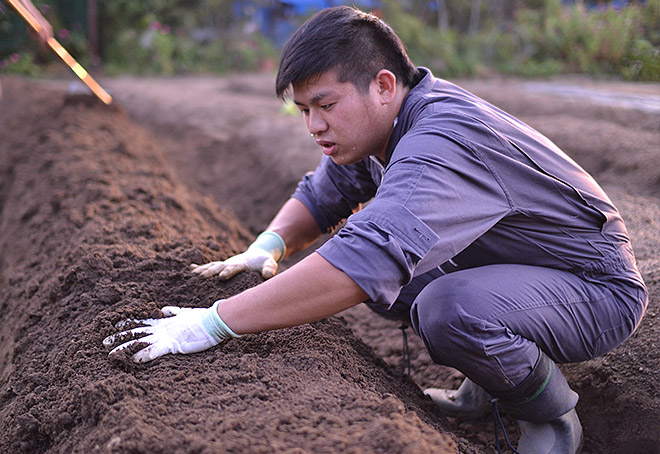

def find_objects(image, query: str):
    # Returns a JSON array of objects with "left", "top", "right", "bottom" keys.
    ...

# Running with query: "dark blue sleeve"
[{"left": 292, "top": 155, "right": 378, "bottom": 233}]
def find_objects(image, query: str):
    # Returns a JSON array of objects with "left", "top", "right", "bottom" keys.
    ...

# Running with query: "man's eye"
[{"left": 321, "top": 104, "right": 333, "bottom": 110}]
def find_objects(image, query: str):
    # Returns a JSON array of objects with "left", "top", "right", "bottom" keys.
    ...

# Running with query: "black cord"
[
  {"left": 491, "top": 398, "right": 520, "bottom": 454},
  {"left": 399, "top": 323, "right": 411, "bottom": 376}
]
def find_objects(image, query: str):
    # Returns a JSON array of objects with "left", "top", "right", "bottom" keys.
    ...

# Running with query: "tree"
[{"left": 435, "top": 0, "right": 449, "bottom": 31}]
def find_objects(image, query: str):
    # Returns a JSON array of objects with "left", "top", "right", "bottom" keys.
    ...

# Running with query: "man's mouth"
[{"left": 316, "top": 140, "right": 336, "bottom": 156}]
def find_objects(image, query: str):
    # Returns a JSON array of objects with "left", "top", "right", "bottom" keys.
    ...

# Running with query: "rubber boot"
[
  {"left": 424, "top": 377, "right": 491, "bottom": 420},
  {"left": 492, "top": 351, "right": 583, "bottom": 454}
]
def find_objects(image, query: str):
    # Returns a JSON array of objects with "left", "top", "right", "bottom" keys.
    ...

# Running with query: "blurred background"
[{"left": 0, "top": 0, "right": 658, "bottom": 81}]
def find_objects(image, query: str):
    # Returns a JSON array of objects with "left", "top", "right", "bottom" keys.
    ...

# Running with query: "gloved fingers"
[
  {"left": 190, "top": 261, "right": 213, "bottom": 272},
  {"left": 218, "top": 263, "right": 248, "bottom": 280},
  {"left": 160, "top": 306, "right": 187, "bottom": 317},
  {"left": 260, "top": 257, "right": 278, "bottom": 279},
  {"left": 103, "top": 325, "right": 154, "bottom": 348},
  {"left": 107, "top": 337, "right": 141, "bottom": 355},
  {"left": 202, "top": 262, "right": 234, "bottom": 278},
  {"left": 103, "top": 305, "right": 231, "bottom": 363},
  {"left": 131, "top": 341, "right": 173, "bottom": 363},
  {"left": 114, "top": 317, "right": 161, "bottom": 330},
  {"left": 191, "top": 261, "right": 228, "bottom": 278},
  {"left": 107, "top": 332, "right": 156, "bottom": 356}
]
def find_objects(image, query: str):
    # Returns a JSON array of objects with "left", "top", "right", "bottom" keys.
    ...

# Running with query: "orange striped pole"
[{"left": 6, "top": 0, "right": 113, "bottom": 105}]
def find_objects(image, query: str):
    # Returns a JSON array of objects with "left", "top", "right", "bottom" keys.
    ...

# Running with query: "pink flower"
[
  {"left": 161, "top": 25, "right": 171, "bottom": 35},
  {"left": 150, "top": 21, "right": 161, "bottom": 31},
  {"left": 10, "top": 53, "right": 20, "bottom": 64}
]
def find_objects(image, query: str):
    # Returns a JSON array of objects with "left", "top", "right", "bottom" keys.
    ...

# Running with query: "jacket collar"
[{"left": 383, "top": 67, "right": 435, "bottom": 166}]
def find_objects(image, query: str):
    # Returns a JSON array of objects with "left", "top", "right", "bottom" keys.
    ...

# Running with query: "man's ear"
[{"left": 374, "top": 70, "right": 397, "bottom": 105}]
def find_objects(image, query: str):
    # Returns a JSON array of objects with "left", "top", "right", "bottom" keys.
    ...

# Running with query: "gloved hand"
[
  {"left": 103, "top": 300, "right": 241, "bottom": 363},
  {"left": 191, "top": 231, "right": 286, "bottom": 280}
]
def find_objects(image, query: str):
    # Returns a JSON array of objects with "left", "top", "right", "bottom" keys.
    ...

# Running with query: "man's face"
[{"left": 292, "top": 70, "right": 393, "bottom": 165}]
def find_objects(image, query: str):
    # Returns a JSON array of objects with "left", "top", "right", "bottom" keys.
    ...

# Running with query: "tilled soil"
[{"left": 0, "top": 73, "right": 659, "bottom": 453}]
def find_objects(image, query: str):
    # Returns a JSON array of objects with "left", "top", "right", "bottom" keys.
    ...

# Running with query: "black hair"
[{"left": 275, "top": 6, "right": 417, "bottom": 99}]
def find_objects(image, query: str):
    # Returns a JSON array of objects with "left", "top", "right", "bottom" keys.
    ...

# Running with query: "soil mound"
[{"left": 0, "top": 79, "right": 456, "bottom": 453}]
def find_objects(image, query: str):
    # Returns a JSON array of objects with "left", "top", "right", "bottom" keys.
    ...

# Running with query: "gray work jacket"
[{"left": 292, "top": 68, "right": 644, "bottom": 306}]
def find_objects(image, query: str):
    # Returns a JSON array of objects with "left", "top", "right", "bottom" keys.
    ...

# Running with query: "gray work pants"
[{"left": 366, "top": 249, "right": 647, "bottom": 393}]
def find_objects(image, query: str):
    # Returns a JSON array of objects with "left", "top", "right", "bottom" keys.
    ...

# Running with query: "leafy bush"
[
  {"left": 381, "top": 1, "right": 483, "bottom": 77},
  {"left": 0, "top": 52, "right": 40, "bottom": 76},
  {"left": 624, "top": 38, "right": 660, "bottom": 80},
  {"left": 508, "top": 0, "right": 660, "bottom": 80},
  {"left": 379, "top": 0, "right": 658, "bottom": 81}
]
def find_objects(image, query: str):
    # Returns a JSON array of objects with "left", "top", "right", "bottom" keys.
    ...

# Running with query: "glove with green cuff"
[
  {"left": 103, "top": 299, "right": 241, "bottom": 363},
  {"left": 191, "top": 231, "right": 286, "bottom": 280}
]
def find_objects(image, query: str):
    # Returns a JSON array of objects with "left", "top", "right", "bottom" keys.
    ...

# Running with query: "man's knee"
[{"left": 411, "top": 275, "right": 488, "bottom": 364}]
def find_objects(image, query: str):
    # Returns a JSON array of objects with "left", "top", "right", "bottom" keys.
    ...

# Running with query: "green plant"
[
  {"left": 507, "top": 0, "right": 659, "bottom": 80},
  {"left": 382, "top": 1, "right": 476, "bottom": 77},
  {"left": 624, "top": 38, "right": 660, "bottom": 80},
  {"left": 1, "top": 52, "right": 40, "bottom": 76}
]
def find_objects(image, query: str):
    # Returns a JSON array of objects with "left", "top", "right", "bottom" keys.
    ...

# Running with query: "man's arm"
[
  {"left": 218, "top": 251, "right": 367, "bottom": 334},
  {"left": 265, "top": 197, "right": 322, "bottom": 260}
]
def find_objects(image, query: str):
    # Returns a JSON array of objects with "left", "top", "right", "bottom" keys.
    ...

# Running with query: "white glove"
[
  {"left": 103, "top": 300, "right": 240, "bottom": 363},
  {"left": 191, "top": 231, "right": 286, "bottom": 280}
]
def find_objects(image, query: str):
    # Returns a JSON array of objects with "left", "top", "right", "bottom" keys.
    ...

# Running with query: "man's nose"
[{"left": 307, "top": 110, "right": 327, "bottom": 136}]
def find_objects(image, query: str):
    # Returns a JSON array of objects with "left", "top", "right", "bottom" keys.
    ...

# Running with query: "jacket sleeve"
[{"left": 292, "top": 155, "right": 378, "bottom": 233}]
